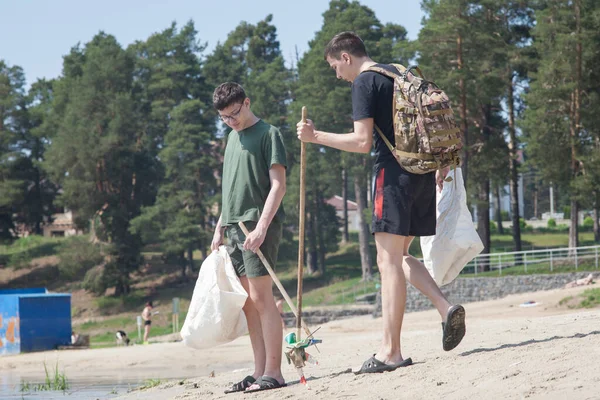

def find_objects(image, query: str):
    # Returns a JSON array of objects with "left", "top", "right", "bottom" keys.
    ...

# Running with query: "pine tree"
[
  {"left": 12, "top": 79, "right": 58, "bottom": 235},
  {"left": 44, "top": 34, "right": 158, "bottom": 294},
  {"left": 0, "top": 61, "right": 27, "bottom": 240},
  {"left": 129, "top": 22, "right": 218, "bottom": 276},
  {"left": 522, "top": 0, "right": 599, "bottom": 249}
]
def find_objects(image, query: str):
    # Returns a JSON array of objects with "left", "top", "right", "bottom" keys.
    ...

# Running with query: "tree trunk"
[
  {"left": 115, "top": 280, "right": 129, "bottom": 296},
  {"left": 33, "top": 165, "right": 43, "bottom": 235},
  {"left": 457, "top": 33, "right": 469, "bottom": 188},
  {"left": 569, "top": 200, "right": 579, "bottom": 249},
  {"left": 594, "top": 194, "right": 599, "bottom": 243},
  {"left": 495, "top": 185, "right": 504, "bottom": 235},
  {"left": 354, "top": 175, "right": 372, "bottom": 280},
  {"left": 341, "top": 168, "right": 349, "bottom": 244},
  {"left": 507, "top": 74, "right": 522, "bottom": 253},
  {"left": 180, "top": 253, "right": 187, "bottom": 279},
  {"left": 569, "top": 0, "right": 581, "bottom": 251},
  {"left": 533, "top": 189, "right": 538, "bottom": 220},
  {"left": 477, "top": 179, "right": 491, "bottom": 272},
  {"left": 477, "top": 104, "right": 492, "bottom": 271}
]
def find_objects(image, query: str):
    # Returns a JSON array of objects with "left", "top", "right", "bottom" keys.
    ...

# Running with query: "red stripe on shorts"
[{"left": 374, "top": 168, "right": 385, "bottom": 220}]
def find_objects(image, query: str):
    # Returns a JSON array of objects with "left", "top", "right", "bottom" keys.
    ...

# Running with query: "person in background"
[{"left": 142, "top": 301, "right": 153, "bottom": 344}]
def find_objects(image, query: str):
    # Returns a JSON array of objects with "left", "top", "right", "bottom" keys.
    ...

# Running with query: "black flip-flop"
[
  {"left": 224, "top": 375, "right": 256, "bottom": 394},
  {"left": 442, "top": 304, "right": 466, "bottom": 351},
  {"left": 244, "top": 376, "right": 286, "bottom": 393},
  {"left": 354, "top": 355, "right": 413, "bottom": 375}
]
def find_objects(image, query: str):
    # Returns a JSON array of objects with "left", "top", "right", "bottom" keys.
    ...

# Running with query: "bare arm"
[
  {"left": 296, "top": 118, "right": 373, "bottom": 154},
  {"left": 257, "top": 164, "right": 286, "bottom": 230},
  {"left": 211, "top": 214, "right": 224, "bottom": 251},
  {"left": 243, "top": 164, "right": 287, "bottom": 252}
]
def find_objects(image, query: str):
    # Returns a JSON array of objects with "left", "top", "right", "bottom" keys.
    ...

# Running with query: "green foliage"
[
  {"left": 139, "top": 379, "right": 162, "bottom": 390},
  {"left": 489, "top": 220, "right": 498, "bottom": 233},
  {"left": 57, "top": 236, "right": 104, "bottom": 279},
  {"left": 578, "top": 288, "right": 600, "bottom": 308},
  {"left": 4, "top": 235, "right": 61, "bottom": 269},
  {"left": 3, "top": 0, "right": 600, "bottom": 293},
  {"left": 44, "top": 33, "right": 159, "bottom": 295},
  {"left": 0, "top": 60, "right": 27, "bottom": 240},
  {"left": 560, "top": 288, "right": 600, "bottom": 309},
  {"left": 547, "top": 218, "right": 557, "bottom": 228},
  {"left": 21, "top": 362, "right": 69, "bottom": 392},
  {"left": 583, "top": 216, "right": 594, "bottom": 228},
  {"left": 82, "top": 265, "right": 107, "bottom": 295},
  {"left": 129, "top": 22, "right": 218, "bottom": 278},
  {"left": 521, "top": 0, "right": 600, "bottom": 247},
  {"left": 94, "top": 290, "right": 145, "bottom": 315},
  {"left": 519, "top": 218, "right": 527, "bottom": 230}
]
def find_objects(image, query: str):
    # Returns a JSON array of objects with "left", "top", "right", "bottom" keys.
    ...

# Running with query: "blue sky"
[{"left": 0, "top": 0, "right": 424, "bottom": 86}]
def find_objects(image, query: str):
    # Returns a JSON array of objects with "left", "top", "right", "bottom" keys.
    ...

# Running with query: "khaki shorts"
[{"left": 225, "top": 221, "right": 282, "bottom": 278}]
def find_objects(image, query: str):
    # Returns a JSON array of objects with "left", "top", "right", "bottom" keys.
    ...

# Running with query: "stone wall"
[
  {"left": 373, "top": 272, "right": 597, "bottom": 317},
  {"left": 282, "top": 305, "right": 372, "bottom": 327}
]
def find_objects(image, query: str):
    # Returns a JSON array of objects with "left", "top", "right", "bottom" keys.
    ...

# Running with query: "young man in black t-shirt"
[{"left": 296, "top": 31, "right": 466, "bottom": 374}]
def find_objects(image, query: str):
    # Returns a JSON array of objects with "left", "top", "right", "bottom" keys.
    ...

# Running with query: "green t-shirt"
[{"left": 221, "top": 119, "right": 287, "bottom": 226}]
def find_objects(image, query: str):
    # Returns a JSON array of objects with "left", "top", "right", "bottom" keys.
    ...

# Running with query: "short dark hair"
[
  {"left": 146, "top": 301, "right": 153, "bottom": 307},
  {"left": 213, "top": 82, "right": 246, "bottom": 110},
  {"left": 324, "top": 31, "right": 368, "bottom": 60}
]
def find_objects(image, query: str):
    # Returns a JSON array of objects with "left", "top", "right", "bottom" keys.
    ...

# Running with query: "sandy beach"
[{"left": 2, "top": 282, "right": 599, "bottom": 400}]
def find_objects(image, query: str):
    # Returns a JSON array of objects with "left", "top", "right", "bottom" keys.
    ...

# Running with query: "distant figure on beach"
[{"left": 142, "top": 301, "right": 153, "bottom": 344}]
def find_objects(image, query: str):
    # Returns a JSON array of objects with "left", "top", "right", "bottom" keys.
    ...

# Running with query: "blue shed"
[{"left": 0, "top": 288, "right": 72, "bottom": 355}]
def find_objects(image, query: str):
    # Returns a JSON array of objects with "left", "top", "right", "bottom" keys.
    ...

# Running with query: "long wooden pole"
[
  {"left": 237, "top": 221, "right": 312, "bottom": 338},
  {"left": 297, "top": 106, "right": 307, "bottom": 341}
]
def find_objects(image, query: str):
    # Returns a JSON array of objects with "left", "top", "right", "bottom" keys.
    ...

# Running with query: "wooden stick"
[
  {"left": 237, "top": 221, "right": 312, "bottom": 338},
  {"left": 297, "top": 106, "right": 308, "bottom": 341}
]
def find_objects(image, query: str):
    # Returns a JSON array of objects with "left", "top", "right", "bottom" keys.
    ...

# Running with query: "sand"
[{"left": 2, "top": 282, "right": 599, "bottom": 400}]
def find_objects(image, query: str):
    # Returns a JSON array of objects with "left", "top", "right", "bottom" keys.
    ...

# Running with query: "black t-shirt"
[{"left": 351, "top": 63, "right": 400, "bottom": 170}]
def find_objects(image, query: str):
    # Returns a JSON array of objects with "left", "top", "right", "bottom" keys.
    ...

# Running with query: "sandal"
[
  {"left": 354, "top": 355, "right": 413, "bottom": 375},
  {"left": 224, "top": 375, "right": 256, "bottom": 394},
  {"left": 244, "top": 376, "right": 286, "bottom": 393},
  {"left": 442, "top": 304, "right": 466, "bottom": 351}
]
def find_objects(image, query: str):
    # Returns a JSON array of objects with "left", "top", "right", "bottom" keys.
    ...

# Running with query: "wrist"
[
  {"left": 312, "top": 130, "right": 321, "bottom": 144},
  {"left": 256, "top": 220, "right": 269, "bottom": 233}
]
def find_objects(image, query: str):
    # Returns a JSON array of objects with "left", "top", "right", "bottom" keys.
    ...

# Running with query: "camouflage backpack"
[{"left": 365, "top": 64, "right": 462, "bottom": 176}]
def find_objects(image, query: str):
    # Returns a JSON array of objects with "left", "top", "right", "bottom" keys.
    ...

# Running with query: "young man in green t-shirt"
[{"left": 211, "top": 82, "right": 287, "bottom": 393}]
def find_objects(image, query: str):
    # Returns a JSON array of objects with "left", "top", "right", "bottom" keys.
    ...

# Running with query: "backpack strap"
[
  {"left": 365, "top": 64, "right": 425, "bottom": 81},
  {"left": 374, "top": 124, "right": 395, "bottom": 154},
  {"left": 364, "top": 65, "right": 401, "bottom": 79}
]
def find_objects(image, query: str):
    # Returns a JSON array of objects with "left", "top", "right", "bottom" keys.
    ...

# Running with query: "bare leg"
[
  {"left": 245, "top": 275, "right": 284, "bottom": 388},
  {"left": 239, "top": 276, "right": 266, "bottom": 380},
  {"left": 143, "top": 325, "right": 150, "bottom": 343},
  {"left": 402, "top": 237, "right": 452, "bottom": 320},
  {"left": 373, "top": 232, "right": 408, "bottom": 365}
]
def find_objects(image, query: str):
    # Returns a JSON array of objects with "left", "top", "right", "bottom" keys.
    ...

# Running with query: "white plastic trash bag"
[
  {"left": 420, "top": 168, "right": 484, "bottom": 286},
  {"left": 180, "top": 246, "right": 248, "bottom": 349}
]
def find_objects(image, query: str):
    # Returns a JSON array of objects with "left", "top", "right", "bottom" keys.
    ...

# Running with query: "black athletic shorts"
[{"left": 371, "top": 161, "right": 436, "bottom": 237}]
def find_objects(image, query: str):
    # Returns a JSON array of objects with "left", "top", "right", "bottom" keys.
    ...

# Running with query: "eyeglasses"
[{"left": 219, "top": 103, "right": 244, "bottom": 122}]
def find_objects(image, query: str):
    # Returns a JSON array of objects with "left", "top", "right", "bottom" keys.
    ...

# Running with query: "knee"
[
  {"left": 377, "top": 253, "right": 399, "bottom": 270},
  {"left": 248, "top": 291, "right": 273, "bottom": 313},
  {"left": 242, "top": 297, "right": 255, "bottom": 314}
]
